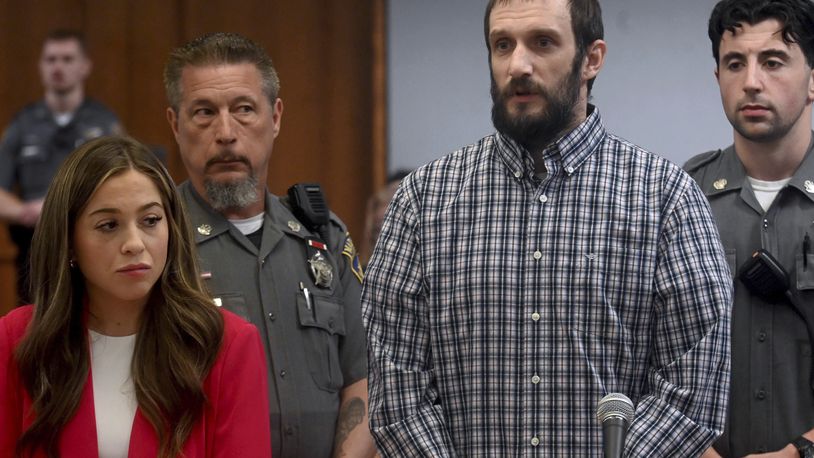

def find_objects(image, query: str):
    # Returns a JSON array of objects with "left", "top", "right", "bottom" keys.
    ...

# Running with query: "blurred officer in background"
[{"left": 0, "top": 29, "right": 122, "bottom": 305}]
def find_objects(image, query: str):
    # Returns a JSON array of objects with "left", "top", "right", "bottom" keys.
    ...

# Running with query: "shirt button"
[
  {"left": 514, "top": 171, "right": 522, "bottom": 178},
  {"left": 565, "top": 166, "right": 574, "bottom": 174},
  {"left": 755, "top": 389, "right": 766, "bottom": 400},
  {"left": 533, "top": 251, "right": 542, "bottom": 260},
  {"left": 280, "top": 370, "right": 287, "bottom": 378},
  {"left": 268, "top": 312, "right": 276, "bottom": 321},
  {"left": 530, "top": 436, "right": 540, "bottom": 446},
  {"left": 757, "top": 331, "right": 766, "bottom": 342},
  {"left": 531, "top": 312, "right": 540, "bottom": 321},
  {"left": 539, "top": 194, "right": 548, "bottom": 203},
  {"left": 531, "top": 374, "right": 541, "bottom": 384}
]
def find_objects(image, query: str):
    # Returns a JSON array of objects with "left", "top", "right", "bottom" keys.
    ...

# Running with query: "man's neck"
[
  {"left": 220, "top": 201, "right": 265, "bottom": 220},
  {"left": 734, "top": 120, "right": 813, "bottom": 181},
  {"left": 45, "top": 88, "right": 84, "bottom": 115}
]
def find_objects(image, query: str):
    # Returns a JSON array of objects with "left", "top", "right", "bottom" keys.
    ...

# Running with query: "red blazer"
[{"left": 0, "top": 305, "right": 271, "bottom": 457}]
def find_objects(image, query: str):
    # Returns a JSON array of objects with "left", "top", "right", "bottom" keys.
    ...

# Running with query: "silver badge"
[
  {"left": 805, "top": 180, "right": 814, "bottom": 194},
  {"left": 20, "top": 145, "right": 41, "bottom": 159},
  {"left": 308, "top": 252, "right": 333, "bottom": 287},
  {"left": 197, "top": 224, "right": 212, "bottom": 235},
  {"left": 288, "top": 220, "right": 301, "bottom": 232}
]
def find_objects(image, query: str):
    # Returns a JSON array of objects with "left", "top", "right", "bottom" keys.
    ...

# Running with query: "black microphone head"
[{"left": 596, "top": 393, "right": 634, "bottom": 424}]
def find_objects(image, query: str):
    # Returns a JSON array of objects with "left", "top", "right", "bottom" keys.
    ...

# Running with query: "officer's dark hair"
[
  {"left": 483, "top": 0, "right": 604, "bottom": 93},
  {"left": 44, "top": 29, "right": 88, "bottom": 55},
  {"left": 709, "top": 0, "right": 814, "bottom": 68},
  {"left": 164, "top": 32, "right": 280, "bottom": 112}
]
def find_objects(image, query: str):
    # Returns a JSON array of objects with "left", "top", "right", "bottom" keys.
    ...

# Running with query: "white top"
[
  {"left": 747, "top": 176, "right": 792, "bottom": 212},
  {"left": 89, "top": 330, "right": 138, "bottom": 458},
  {"left": 230, "top": 213, "right": 264, "bottom": 235}
]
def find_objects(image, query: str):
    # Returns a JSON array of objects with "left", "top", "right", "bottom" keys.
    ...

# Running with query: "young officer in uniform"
[
  {"left": 164, "top": 33, "right": 375, "bottom": 458},
  {"left": 685, "top": 0, "right": 814, "bottom": 456},
  {"left": 0, "top": 29, "right": 121, "bottom": 304}
]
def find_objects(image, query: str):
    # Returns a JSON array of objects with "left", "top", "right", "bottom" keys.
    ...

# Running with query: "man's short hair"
[
  {"left": 163, "top": 32, "right": 280, "bottom": 111},
  {"left": 483, "top": 0, "right": 604, "bottom": 92},
  {"left": 709, "top": 0, "right": 814, "bottom": 68},
  {"left": 44, "top": 29, "right": 87, "bottom": 55}
]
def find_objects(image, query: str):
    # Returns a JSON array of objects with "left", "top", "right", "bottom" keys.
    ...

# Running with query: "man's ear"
[
  {"left": 166, "top": 107, "right": 179, "bottom": 139},
  {"left": 807, "top": 67, "right": 814, "bottom": 104},
  {"left": 81, "top": 58, "right": 92, "bottom": 81},
  {"left": 271, "top": 98, "right": 283, "bottom": 139},
  {"left": 581, "top": 39, "right": 606, "bottom": 83}
]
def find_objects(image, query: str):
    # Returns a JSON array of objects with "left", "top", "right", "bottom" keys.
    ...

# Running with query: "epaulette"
[{"left": 683, "top": 149, "right": 723, "bottom": 174}]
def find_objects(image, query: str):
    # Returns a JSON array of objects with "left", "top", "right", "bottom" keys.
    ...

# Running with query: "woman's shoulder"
[
  {"left": 217, "top": 308, "right": 259, "bottom": 342},
  {"left": 0, "top": 305, "right": 35, "bottom": 344}
]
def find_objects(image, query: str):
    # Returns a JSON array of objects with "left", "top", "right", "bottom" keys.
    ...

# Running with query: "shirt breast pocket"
[
  {"left": 296, "top": 293, "right": 347, "bottom": 392},
  {"left": 725, "top": 249, "right": 737, "bottom": 280},
  {"left": 212, "top": 292, "right": 252, "bottom": 322},
  {"left": 796, "top": 253, "right": 814, "bottom": 290}
]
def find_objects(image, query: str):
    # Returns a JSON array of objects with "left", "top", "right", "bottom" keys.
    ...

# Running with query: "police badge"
[{"left": 308, "top": 251, "right": 334, "bottom": 287}]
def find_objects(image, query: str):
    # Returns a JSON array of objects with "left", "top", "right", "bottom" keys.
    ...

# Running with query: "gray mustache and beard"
[
  {"left": 490, "top": 56, "right": 582, "bottom": 153},
  {"left": 203, "top": 152, "right": 259, "bottom": 211}
]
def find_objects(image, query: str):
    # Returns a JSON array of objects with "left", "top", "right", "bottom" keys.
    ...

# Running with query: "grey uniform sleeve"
[
  {"left": 331, "top": 224, "right": 368, "bottom": 386},
  {"left": 0, "top": 121, "right": 21, "bottom": 190}
]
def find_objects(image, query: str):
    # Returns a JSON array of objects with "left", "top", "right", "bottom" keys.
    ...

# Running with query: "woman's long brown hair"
[{"left": 14, "top": 136, "right": 224, "bottom": 457}]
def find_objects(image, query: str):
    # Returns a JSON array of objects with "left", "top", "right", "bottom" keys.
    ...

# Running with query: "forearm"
[
  {"left": 365, "top": 337, "right": 455, "bottom": 457},
  {"left": 626, "top": 299, "right": 730, "bottom": 456},
  {"left": 333, "top": 378, "right": 377, "bottom": 458},
  {"left": 0, "top": 189, "right": 23, "bottom": 223}
]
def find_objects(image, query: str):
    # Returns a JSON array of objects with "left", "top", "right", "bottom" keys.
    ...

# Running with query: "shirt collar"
[
  {"left": 181, "top": 181, "right": 323, "bottom": 244},
  {"left": 705, "top": 133, "right": 814, "bottom": 204},
  {"left": 494, "top": 105, "right": 606, "bottom": 179},
  {"left": 786, "top": 135, "right": 814, "bottom": 203}
]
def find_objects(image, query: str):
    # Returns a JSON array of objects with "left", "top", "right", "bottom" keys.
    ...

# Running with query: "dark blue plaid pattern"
[{"left": 362, "top": 108, "right": 732, "bottom": 457}]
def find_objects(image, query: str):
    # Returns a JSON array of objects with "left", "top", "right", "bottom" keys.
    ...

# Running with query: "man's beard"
[
  {"left": 204, "top": 176, "right": 259, "bottom": 211},
  {"left": 491, "top": 55, "right": 583, "bottom": 152},
  {"left": 203, "top": 153, "right": 260, "bottom": 211}
]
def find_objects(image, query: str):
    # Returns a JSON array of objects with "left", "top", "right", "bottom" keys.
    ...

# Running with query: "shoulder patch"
[{"left": 342, "top": 233, "right": 364, "bottom": 284}]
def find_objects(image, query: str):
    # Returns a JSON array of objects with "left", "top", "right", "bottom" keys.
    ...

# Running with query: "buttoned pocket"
[
  {"left": 212, "top": 292, "right": 252, "bottom": 322},
  {"left": 296, "top": 293, "right": 347, "bottom": 392}
]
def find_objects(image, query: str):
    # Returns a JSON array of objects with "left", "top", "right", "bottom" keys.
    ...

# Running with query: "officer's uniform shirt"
[
  {"left": 179, "top": 182, "right": 367, "bottom": 458},
  {"left": 685, "top": 137, "right": 814, "bottom": 457},
  {"left": 0, "top": 98, "right": 120, "bottom": 303},
  {"left": 0, "top": 98, "right": 121, "bottom": 200}
]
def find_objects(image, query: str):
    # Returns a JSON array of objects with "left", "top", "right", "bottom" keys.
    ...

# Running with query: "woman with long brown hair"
[{"left": 0, "top": 136, "right": 271, "bottom": 457}]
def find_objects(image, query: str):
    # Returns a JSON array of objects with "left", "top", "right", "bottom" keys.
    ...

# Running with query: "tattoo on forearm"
[{"left": 333, "top": 397, "right": 365, "bottom": 457}]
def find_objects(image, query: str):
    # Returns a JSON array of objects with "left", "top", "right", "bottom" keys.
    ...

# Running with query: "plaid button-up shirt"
[{"left": 362, "top": 107, "right": 732, "bottom": 457}]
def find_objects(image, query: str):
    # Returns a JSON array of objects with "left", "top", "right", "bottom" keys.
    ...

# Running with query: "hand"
[
  {"left": 743, "top": 443, "right": 799, "bottom": 458},
  {"left": 17, "top": 199, "right": 43, "bottom": 227},
  {"left": 701, "top": 446, "right": 723, "bottom": 458}
]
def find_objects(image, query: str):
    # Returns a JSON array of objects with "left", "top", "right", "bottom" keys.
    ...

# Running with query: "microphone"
[{"left": 596, "top": 393, "right": 635, "bottom": 458}]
